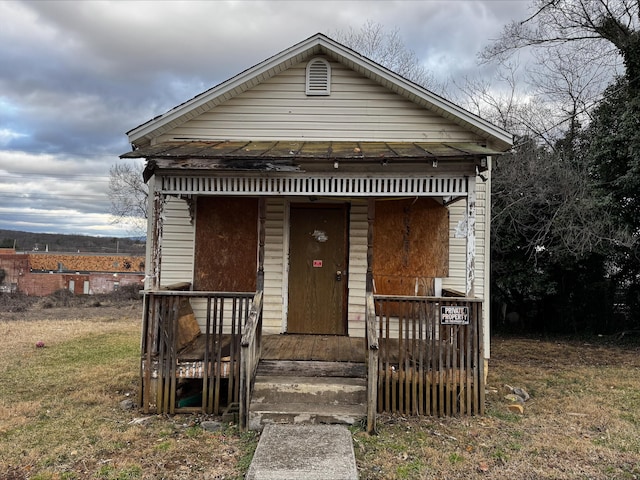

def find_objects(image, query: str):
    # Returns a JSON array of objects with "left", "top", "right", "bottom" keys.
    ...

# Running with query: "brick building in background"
[{"left": 0, "top": 248, "right": 145, "bottom": 296}]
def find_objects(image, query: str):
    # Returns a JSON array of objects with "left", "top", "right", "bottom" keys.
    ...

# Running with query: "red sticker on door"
[{"left": 313, "top": 260, "right": 323, "bottom": 268}]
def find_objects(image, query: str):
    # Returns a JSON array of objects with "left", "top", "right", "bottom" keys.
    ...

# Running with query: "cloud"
[{"left": 0, "top": 0, "right": 530, "bottom": 237}]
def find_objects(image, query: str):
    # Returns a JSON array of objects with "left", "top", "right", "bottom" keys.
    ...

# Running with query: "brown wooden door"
[{"left": 287, "top": 204, "right": 348, "bottom": 335}]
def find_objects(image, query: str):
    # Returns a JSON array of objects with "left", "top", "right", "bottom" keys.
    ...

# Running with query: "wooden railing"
[
  {"left": 366, "top": 292, "right": 379, "bottom": 433},
  {"left": 239, "top": 291, "right": 264, "bottom": 431},
  {"left": 373, "top": 295, "right": 484, "bottom": 416},
  {"left": 140, "top": 290, "right": 255, "bottom": 415}
]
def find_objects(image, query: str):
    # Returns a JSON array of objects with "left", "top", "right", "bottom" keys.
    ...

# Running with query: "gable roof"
[{"left": 126, "top": 33, "right": 513, "bottom": 152}]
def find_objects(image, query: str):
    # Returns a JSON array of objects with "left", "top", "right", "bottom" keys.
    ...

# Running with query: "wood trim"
[
  {"left": 161, "top": 175, "right": 469, "bottom": 197},
  {"left": 466, "top": 177, "right": 476, "bottom": 297}
]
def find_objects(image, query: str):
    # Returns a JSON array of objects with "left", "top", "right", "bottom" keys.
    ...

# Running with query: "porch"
[{"left": 138, "top": 289, "right": 485, "bottom": 432}]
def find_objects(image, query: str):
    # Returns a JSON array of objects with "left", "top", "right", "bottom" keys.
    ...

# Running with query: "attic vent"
[{"left": 306, "top": 58, "right": 331, "bottom": 95}]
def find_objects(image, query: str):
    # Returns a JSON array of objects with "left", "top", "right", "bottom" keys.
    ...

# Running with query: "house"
[{"left": 122, "top": 33, "right": 512, "bottom": 431}]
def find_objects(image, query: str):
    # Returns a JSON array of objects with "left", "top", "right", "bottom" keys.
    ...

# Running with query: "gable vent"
[{"left": 306, "top": 58, "right": 331, "bottom": 95}]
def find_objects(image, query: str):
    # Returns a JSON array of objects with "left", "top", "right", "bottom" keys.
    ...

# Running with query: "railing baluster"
[{"left": 202, "top": 297, "right": 212, "bottom": 413}]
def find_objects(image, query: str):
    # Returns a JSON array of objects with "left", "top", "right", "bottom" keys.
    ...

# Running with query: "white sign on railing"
[{"left": 440, "top": 305, "right": 469, "bottom": 325}]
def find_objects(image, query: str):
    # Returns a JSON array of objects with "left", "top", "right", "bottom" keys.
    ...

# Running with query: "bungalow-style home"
[{"left": 121, "top": 33, "right": 512, "bottom": 431}]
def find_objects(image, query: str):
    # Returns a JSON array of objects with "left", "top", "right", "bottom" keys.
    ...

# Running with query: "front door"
[{"left": 287, "top": 204, "right": 348, "bottom": 335}]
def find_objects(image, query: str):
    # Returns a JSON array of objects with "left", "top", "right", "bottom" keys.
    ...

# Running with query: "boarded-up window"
[
  {"left": 194, "top": 197, "right": 258, "bottom": 291},
  {"left": 373, "top": 198, "right": 448, "bottom": 296}
]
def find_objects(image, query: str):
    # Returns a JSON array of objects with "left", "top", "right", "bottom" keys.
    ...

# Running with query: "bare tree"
[
  {"left": 108, "top": 162, "right": 148, "bottom": 234},
  {"left": 481, "top": 0, "right": 636, "bottom": 86},
  {"left": 331, "top": 20, "right": 442, "bottom": 92}
]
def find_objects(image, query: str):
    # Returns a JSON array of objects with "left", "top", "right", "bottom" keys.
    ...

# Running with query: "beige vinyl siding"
[
  {"left": 475, "top": 181, "right": 488, "bottom": 299},
  {"left": 347, "top": 201, "right": 368, "bottom": 338},
  {"left": 442, "top": 201, "right": 466, "bottom": 294},
  {"left": 157, "top": 59, "right": 485, "bottom": 144},
  {"left": 159, "top": 196, "right": 194, "bottom": 287},
  {"left": 263, "top": 198, "right": 286, "bottom": 334}
]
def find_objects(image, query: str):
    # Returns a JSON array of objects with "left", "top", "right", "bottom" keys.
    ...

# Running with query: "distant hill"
[{"left": 0, "top": 229, "right": 146, "bottom": 255}]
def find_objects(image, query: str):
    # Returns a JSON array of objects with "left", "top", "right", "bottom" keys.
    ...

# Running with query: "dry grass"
[
  {"left": 354, "top": 336, "right": 640, "bottom": 479},
  {"left": 1, "top": 298, "right": 639, "bottom": 479},
  {"left": 0, "top": 301, "right": 257, "bottom": 480}
]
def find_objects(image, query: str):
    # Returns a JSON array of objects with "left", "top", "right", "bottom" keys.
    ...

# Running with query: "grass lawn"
[{"left": 1, "top": 297, "right": 639, "bottom": 479}]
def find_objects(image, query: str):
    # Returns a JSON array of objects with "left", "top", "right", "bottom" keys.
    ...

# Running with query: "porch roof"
[{"left": 121, "top": 140, "right": 502, "bottom": 179}]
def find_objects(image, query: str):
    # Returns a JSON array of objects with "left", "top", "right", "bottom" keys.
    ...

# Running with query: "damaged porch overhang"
[{"left": 119, "top": 140, "right": 502, "bottom": 182}]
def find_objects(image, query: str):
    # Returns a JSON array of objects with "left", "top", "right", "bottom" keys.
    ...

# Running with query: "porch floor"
[{"left": 261, "top": 334, "right": 366, "bottom": 363}]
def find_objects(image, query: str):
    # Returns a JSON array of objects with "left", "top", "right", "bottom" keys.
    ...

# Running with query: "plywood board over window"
[
  {"left": 373, "top": 198, "right": 449, "bottom": 296},
  {"left": 194, "top": 197, "right": 258, "bottom": 292}
]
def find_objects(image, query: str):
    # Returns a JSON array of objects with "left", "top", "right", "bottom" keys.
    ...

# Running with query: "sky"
[{"left": 0, "top": 0, "right": 531, "bottom": 238}]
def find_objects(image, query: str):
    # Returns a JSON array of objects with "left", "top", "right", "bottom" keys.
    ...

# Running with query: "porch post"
[
  {"left": 257, "top": 198, "right": 266, "bottom": 291},
  {"left": 366, "top": 198, "right": 378, "bottom": 434},
  {"left": 466, "top": 177, "right": 476, "bottom": 297},
  {"left": 150, "top": 186, "right": 165, "bottom": 290},
  {"left": 366, "top": 198, "right": 375, "bottom": 293}
]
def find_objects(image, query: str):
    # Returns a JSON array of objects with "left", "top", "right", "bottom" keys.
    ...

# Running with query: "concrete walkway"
[{"left": 245, "top": 424, "right": 359, "bottom": 480}]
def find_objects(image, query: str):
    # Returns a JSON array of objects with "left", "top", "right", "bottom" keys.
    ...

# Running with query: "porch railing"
[
  {"left": 372, "top": 295, "right": 484, "bottom": 417},
  {"left": 240, "top": 291, "right": 264, "bottom": 430},
  {"left": 366, "top": 292, "right": 379, "bottom": 434},
  {"left": 140, "top": 290, "right": 255, "bottom": 415}
]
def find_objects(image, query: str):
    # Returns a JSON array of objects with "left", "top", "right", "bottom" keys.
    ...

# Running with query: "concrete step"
[
  {"left": 248, "top": 403, "right": 366, "bottom": 431},
  {"left": 251, "top": 375, "right": 367, "bottom": 405},
  {"left": 249, "top": 360, "right": 369, "bottom": 431}
]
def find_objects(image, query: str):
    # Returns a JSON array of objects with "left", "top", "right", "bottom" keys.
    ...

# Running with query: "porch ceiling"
[{"left": 121, "top": 140, "right": 502, "bottom": 179}]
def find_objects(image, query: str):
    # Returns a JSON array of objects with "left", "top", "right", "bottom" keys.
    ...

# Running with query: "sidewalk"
[{"left": 245, "top": 424, "right": 359, "bottom": 480}]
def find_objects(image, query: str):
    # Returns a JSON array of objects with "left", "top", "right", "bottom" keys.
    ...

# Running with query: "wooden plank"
[
  {"left": 472, "top": 302, "right": 480, "bottom": 414},
  {"left": 448, "top": 326, "right": 455, "bottom": 415},
  {"left": 202, "top": 297, "right": 212, "bottom": 413},
  {"left": 403, "top": 304, "right": 411, "bottom": 414},
  {"left": 438, "top": 322, "right": 445, "bottom": 417},
  {"left": 325, "top": 335, "right": 342, "bottom": 362},
  {"left": 397, "top": 303, "right": 404, "bottom": 414},
  {"left": 459, "top": 322, "right": 466, "bottom": 415},
  {"left": 260, "top": 334, "right": 283, "bottom": 359},
  {"left": 367, "top": 346, "right": 378, "bottom": 433},
  {"left": 141, "top": 294, "right": 152, "bottom": 414},
  {"left": 466, "top": 308, "right": 472, "bottom": 415},
  {"left": 194, "top": 197, "right": 258, "bottom": 291},
  {"left": 416, "top": 302, "right": 423, "bottom": 415},
  {"left": 431, "top": 305, "right": 438, "bottom": 416},
  {"left": 373, "top": 198, "right": 449, "bottom": 297},
  {"left": 477, "top": 303, "right": 485, "bottom": 415},
  {"left": 213, "top": 298, "right": 223, "bottom": 414},
  {"left": 169, "top": 297, "right": 179, "bottom": 414},
  {"left": 257, "top": 198, "right": 266, "bottom": 290},
  {"left": 276, "top": 334, "right": 300, "bottom": 360},
  {"left": 423, "top": 303, "right": 430, "bottom": 415},
  {"left": 367, "top": 199, "right": 375, "bottom": 293},
  {"left": 159, "top": 298, "right": 170, "bottom": 413},
  {"left": 227, "top": 298, "right": 238, "bottom": 406},
  {"left": 383, "top": 304, "right": 391, "bottom": 412},
  {"left": 257, "top": 360, "right": 366, "bottom": 377}
]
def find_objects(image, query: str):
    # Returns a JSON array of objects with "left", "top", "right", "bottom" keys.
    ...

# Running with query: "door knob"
[{"left": 336, "top": 270, "right": 342, "bottom": 281}]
